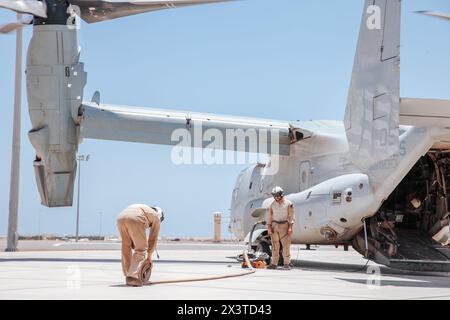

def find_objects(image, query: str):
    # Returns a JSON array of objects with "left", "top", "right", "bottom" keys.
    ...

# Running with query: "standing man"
[
  {"left": 267, "top": 186, "right": 295, "bottom": 270},
  {"left": 117, "top": 204, "right": 164, "bottom": 286}
]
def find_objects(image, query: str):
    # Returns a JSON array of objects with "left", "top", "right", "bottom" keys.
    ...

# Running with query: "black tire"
[
  {"left": 256, "top": 239, "right": 284, "bottom": 266},
  {"left": 256, "top": 241, "right": 271, "bottom": 265}
]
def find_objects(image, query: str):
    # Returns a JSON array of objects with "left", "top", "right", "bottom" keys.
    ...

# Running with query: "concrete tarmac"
[{"left": 0, "top": 240, "right": 449, "bottom": 300}]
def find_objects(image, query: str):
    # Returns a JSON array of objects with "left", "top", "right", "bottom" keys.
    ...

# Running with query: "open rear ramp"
[
  {"left": 389, "top": 229, "right": 450, "bottom": 272},
  {"left": 354, "top": 228, "right": 450, "bottom": 272}
]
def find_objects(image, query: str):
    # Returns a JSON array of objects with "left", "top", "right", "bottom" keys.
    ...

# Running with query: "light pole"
[
  {"left": 98, "top": 212, "right": 103, "bottom": 239},
  {"left": 75, "top": 154, "right": 90, "bottom": 242},
  {"left": 38, "top": 211, "right": 41, "bottom": 241},
  {"left": 6, "top": 13, "right": 23, "bottom": 252}
]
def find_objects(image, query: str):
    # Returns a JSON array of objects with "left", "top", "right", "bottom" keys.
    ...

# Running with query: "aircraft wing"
[
  {"left": 79, "top": 103, "right": 311, "bottom": 156},
  {"left": 400, "top": 98, "right": 450, "bottom": 127}
]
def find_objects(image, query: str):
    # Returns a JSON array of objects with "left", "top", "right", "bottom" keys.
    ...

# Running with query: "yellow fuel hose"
[{"left": 146, "top": 250, "right": 256, "bottom": 286}]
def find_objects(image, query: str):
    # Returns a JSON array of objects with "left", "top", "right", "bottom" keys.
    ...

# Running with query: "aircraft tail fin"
[{"left": 344, "top": 0, "right": 401, "bottom": 168}]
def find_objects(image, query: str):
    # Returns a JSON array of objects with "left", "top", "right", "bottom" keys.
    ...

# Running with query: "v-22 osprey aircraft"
[{"left": 1, "top": 0, "right": 450, "bottom": 271}]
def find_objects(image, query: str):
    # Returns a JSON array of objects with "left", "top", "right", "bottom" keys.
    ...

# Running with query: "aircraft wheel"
[
  {"left": 256, "top": 240, "right": 284, "bottom": 266},
  {"left": 255, "top": 241, "right": 271, "bottom": 265}
]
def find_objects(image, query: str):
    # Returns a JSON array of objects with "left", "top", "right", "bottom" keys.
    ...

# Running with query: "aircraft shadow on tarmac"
[
  {"left": 335, "top": 277, "right": 450, "bottom": 289},
  {"left": 292, "top": 260, "right": 450, "bottom": 289},
  {"left": 292, "top": 259, "right": 449, "bottom": 276}
]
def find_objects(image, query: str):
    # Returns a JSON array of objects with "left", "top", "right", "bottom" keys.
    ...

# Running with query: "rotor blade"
[
  {"left": 0, "top": 14, "right": 32, "bottom": 33},
  {"left": 416, "top": 10, "right": 450, "bottom": 21},
  {"left": 70, "top": 0, "right": 234, "bottom": 23},
  {"left": 0, "top": 0, "right": 47, "bottom": 17}
]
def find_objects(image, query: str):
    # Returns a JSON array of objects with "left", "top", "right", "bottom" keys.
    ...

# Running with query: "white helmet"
[
  {"left": 152, "top": 206, "right": 164, "bottom": 222},
  {"left": 271, "top": 186, "right": 284, "bottom": 197}
]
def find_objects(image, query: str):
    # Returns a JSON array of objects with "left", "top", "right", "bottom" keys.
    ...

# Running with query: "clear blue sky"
[{"left": 1, "top": 0, "right": 450, "bottom": 238}]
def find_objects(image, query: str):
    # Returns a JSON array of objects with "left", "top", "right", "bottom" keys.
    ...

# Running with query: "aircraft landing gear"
[{"left": 254, "top": 237, "right": 284, "bottom": 266}]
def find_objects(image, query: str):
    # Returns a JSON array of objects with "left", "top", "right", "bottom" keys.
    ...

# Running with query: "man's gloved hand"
[
  {"left": 268, "top": 226, "right": 273, "bottom": 236},
  {"left": 288, "top": 227, "right": 293, "bottom": 235}
]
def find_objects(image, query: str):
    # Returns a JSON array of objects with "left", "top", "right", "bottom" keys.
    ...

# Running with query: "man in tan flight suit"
[
  {"left": 117, "top": 204, "right": 164, "bottom": 286},
  {"left": 267, "top": 186, "right": 295, "bottom": 270}
]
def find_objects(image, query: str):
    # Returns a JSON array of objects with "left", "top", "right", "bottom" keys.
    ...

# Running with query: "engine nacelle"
[{"left": 26, "top": 25, "right": 86, "bottom": 207}]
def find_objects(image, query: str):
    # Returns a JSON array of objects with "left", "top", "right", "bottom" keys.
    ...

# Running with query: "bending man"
[{"left": 117, "top": 204, "right": 164, "bottom": 286}]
